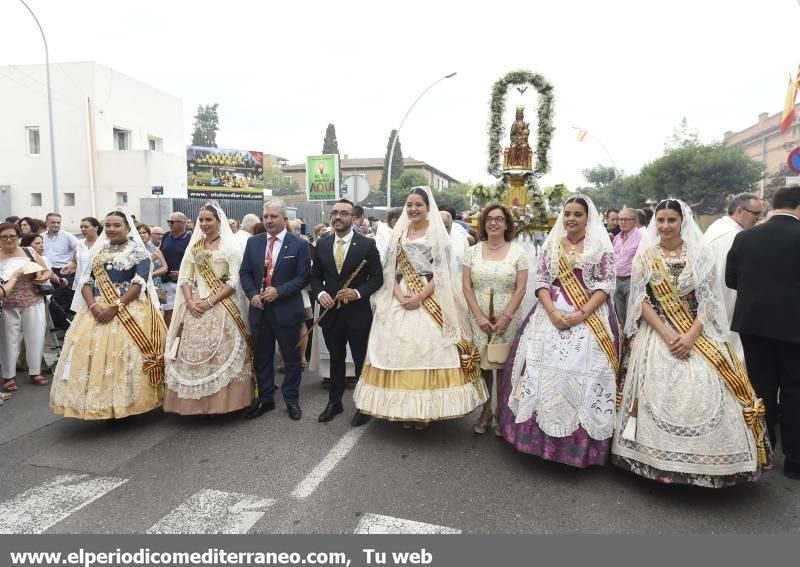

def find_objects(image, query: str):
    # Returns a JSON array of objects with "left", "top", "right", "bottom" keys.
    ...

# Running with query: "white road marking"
[
  {"left": 0, "top": 474, "right": 128, "bottom": 534},
  {"left": 354, "top": 513, "right": 461, "bottom": 534},
  {"left": 147, "top": 489, "right": 275, "bottom": 534},
  {"left": 290, "top": 425, "right": 369, "bottom": 499}
]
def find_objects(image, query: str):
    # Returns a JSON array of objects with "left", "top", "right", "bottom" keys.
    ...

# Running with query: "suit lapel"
[
  {"left": 339, "top": 233, "right": 365, "bottom": 279},
  {"left": 253, "top": 234, "right": 268, "bottom": 283}
]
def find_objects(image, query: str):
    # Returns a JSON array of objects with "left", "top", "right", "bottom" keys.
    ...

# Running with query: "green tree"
[
  {"left": 191, "top": 104, "right": 219, "bottom": 147},
  {"left": 322, "top": 123, "right": 340, "bottom": 157},
  {"left": 388, "top": 171, "right": 428, "bottom": 206},
  {"left": 581, "top": 164, "right": 617, "bottom": 191},
  {"left": 434, "top": 182, "right": 472, "bottom": 213},
  {"left": 664, "top": 117, "right": 700, "bottom": 152},
  {"left": 639, "top": 143, "right": 762, "bottom": 213},
  {"left": 379, "top": 129, "right": 404, "bottom": 192},
  {"left": 543, "top": 183, "right": 570, "bottom": 211}
]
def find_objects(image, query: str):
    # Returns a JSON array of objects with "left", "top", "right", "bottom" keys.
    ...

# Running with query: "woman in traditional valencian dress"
[
  {"left": 163, "top": 204, "right": 254, "bottom": 415},
  {"left": 354, "top": 187, "right": 487, "bottom": 427},
  {"left": 51, "top": 212, "right": 166, "bottom": 420},
  {"left": 611, "top": 199, "right": 771, "bottom": 487},
  {"left": 497, "top": 196, "right": 620, "bottom": 468}
]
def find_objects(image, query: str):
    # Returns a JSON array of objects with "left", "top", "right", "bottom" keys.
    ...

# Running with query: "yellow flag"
[{"left": 576, "top": 129, "right": 588, "bottom": 142}]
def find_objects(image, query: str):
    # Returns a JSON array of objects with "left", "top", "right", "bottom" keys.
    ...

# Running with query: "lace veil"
[
  {"left": 536, "top": 194, "right": 615, "bottom": 295},
  {"left": 173, "top": 202, "right": 250, "bottom": 328},
  {"left": 372, "top": 186, "right": 471, "bottom": 345},
  {"left": 72, "top": 211, "right": 160, "bottom": 313},
  {"left": 625, "top": 199, "right": 729, "bottom": 340}
]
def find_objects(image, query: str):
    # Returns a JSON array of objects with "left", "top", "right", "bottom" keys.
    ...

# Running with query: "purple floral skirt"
[{"left": 495, "top": 307, "right": 610, "bottom": 469}]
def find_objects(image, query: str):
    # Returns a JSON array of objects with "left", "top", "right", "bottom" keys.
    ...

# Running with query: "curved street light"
[
  {"left": 572, "top": 126, "right": 620, "bottom": 182},
  {"left": 386, "top": 72, "right": 457, "bottom": 208},
  {"left": 19, "top": 0, "right": 59, "bottom": 212}
]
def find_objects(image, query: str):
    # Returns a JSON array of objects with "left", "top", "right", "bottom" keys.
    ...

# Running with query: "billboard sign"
[
  {"left": 306, "top": 154, "right": 339, "bottom": 202},
  {"left": 187, "top": 146, "right": 265, "bottom": 200}
]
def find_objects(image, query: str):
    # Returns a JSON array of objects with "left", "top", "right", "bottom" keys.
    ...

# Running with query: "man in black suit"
[
  {"left": 726, "top": 186, "right": 800, "bottom": 480},
  {"left": 311, "top": 199, "right": 383, "bottom": 426}
]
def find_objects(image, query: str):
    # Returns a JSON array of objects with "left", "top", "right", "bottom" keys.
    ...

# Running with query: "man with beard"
[{"left": 311, "top": 199, "right": 383, "bottom": 425}]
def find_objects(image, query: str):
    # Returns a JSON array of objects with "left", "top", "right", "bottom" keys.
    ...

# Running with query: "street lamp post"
[
  {"left": 386, "top": 72, "right": 456, "bottom": 208},
  {"left": 572, "top": 126, "right": 620, "bottom": 182},
  {"left": 19, "top": 0, "right": 59, "bottom": 213}
]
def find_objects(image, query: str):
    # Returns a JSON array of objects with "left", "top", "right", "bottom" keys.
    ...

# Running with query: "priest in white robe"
[{"left": 704, "top": 193, "right": 763, "bottom": 359}]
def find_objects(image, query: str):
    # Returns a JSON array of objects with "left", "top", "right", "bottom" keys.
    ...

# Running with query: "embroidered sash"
[
  {"left": 396, "top": 239, "right": 483, "bottom": 397},
  {"left": 92, "top": 252, "right": 165, "bottom": 401},
  {"left": 191, "top": 240, "right": 257, "bottom": 394},
  {"left": 556, "top": 251, "right": 621, "bottom": 404},
  {"left": 649, "top": 255, "right": 768, "bottom": 466}
]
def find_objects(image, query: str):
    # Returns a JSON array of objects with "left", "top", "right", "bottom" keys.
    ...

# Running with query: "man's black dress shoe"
[
  {"left": 350, "top": 410, "right": 371, "bottom": 427},
  {"left": 318, "top": 401, "right": 344, "bottom": 422},
  {"left": 287, "top": 403, "right": 302, "bottom": 421},
  {"left": 244, "top": 399, "right": 275, "bottom": 420}
]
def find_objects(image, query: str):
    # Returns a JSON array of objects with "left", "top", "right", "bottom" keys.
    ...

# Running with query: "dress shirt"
[
  {"left": 265, "top": 229, "right": 287, "bottom": 265},
  {"left": 613, "top": 228, "right": 643, "bottom": 277},
  {"left": 318, "top": 230, "right": 360, "bottom": 300},
  {"left": 43, "top": 230, "right": 78, "bottom": 268}
]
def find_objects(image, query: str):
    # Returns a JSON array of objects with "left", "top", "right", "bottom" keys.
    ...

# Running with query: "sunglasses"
[{"left": 167, "top": 220, "right": 185, "bottom": 224}]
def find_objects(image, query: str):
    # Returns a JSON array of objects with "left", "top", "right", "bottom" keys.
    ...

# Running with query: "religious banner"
[
  {"left": 186, "top": 146, "right": 265, "bottom": 200},
  {"left": 306, "top": 154, "right": 339, "bottom": 202}
]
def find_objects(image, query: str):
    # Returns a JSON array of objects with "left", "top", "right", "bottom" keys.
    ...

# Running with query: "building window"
[
  {"left": 26, "top": 127, "right": 40, "bottom": 155},
  {"left": 148, "top": 136, "right": 162, "bottom": 152},
  {"left": 113, "top": 128, "right": 131, "bottom": 151},
  {"left": 31, "top": 193, "right": 42, "bottom": 206},
  {"left": 64, "top": 192, "right": 76, "bottom": 206},
  {"left": 116, "top": 192, "right": 128, "bottom": 206}
]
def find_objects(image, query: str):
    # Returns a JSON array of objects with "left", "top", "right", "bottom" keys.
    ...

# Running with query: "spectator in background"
[
  {"left": 34, "top": 219, "right": 47, "bottom": 235},
  {"left": 63, "top": 217, "right": 102, "bottom": 311},
  {"left": 160, "top": 212, "right": 192, "bottom": 326},
  {"left": 42, "top": 213, "right": 78, "bottom": 311},
  {"left": 186, "top": 217, "right": 194, "bottom": 232},
  {"left": 240, "top": 213, "right": 261, "bottom": 235},
  {"left": 352, "top": 205, "right": 365, "bottom": 234},
  {"left": 150, "top": 226, "right": 164, "bottom": 247},
  {"left": 229, "top": 217, "right": 251, "bottom": 252},
  {"left": 612, "top": 208, "right": 643, "bottom": 330},
  {"left": 605, "top": 208, "right": 620, "bottom": 237},
  {"left": 0, "top": 222, "right": 51, "bottom": 393},
  {"left": 17, "top": 218, "right": 40, "bottom": 236},
  {"left": 387, "top": 207, "right": 403, "bottom": 229},
  {"left": 4, "top": 216, "right": 20, "bottom": 223},
  {"left": 635, "top": 209, "right": 648, "bottom": 234}
]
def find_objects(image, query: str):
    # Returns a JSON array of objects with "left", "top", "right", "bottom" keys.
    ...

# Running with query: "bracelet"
[
  {"left": 206, "top": 297, "right": 214, "bottom": 307},
  {"left": 88, "top": 303, "right": 97, "bottom": 312},
  {"left": 501, "top": 312, "right": 512, "bottom": 320},
  {"left": 577, "top": 307, "right": 587, "bottom": 318}
]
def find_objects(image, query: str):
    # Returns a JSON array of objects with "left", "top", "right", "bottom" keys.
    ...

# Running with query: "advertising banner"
[
  {"left": 306, "top": 154, "right": 340, "bottom": 202},
  {"left": 187, "top": 146, "right": 264, "bottom": 200}
]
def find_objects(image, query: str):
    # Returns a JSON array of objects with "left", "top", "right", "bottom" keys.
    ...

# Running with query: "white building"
[{"left": 0, "top": 61, "right": 185, "bottom": 230}]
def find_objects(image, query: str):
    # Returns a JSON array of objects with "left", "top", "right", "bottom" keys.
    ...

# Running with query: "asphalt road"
[{"left": 0, "top": 368, "right": 798, "bottom": 534}]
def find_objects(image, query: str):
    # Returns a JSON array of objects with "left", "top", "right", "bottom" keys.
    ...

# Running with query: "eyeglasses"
[
  {"left": 167, "top": 220, "right": 185, "bottom": 224},
  {"left": 741, "top": 207, "right": 763, "bottom": 218},
  {"left": 486, "top": 216, "right": 506, "bottom": 225},
  {"left": 618, "top": 217, "right": 636, "bottom": 222},
  {"left": 0, "top": 235, "right": 19, "bottom": 241},
  {"left": 330, "top": 211, "right": 352, "bottom": 217}
]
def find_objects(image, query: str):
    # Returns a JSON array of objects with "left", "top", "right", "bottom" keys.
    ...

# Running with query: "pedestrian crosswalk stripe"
[
  {"left": 147, "top": 489, "right": 275, "bottom": 534},
  {"left": 291, "top": 426, "right": 369, "bottom": 499},
  {"left": 354, "top": 513, "right": 461, "bottom": 534},
  {"left": 0, "top": 474, "right": 128, "bottom": 534}
]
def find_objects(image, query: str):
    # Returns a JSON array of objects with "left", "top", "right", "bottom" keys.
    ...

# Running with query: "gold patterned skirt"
[
  {"left": 50, "top": 298, "right": 165, "bottom": 420},
  {"left": 354, "top": 284, "right": 487, "bottom": 422}
]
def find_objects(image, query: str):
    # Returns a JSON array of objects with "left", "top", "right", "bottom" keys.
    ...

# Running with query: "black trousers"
[
  {"left": 253, "top": 312, "right": 302, "bottom": 405},
  {"left": 322, "top": 316, "right": 370, "bottom": 404},
  {"left": 741, "top": 333, "right": 800, "bottom": 468}
]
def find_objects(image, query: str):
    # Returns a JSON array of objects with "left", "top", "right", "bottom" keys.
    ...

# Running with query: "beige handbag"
[{"left": 486, "top": 335, "right": 511, "bottom": 365}]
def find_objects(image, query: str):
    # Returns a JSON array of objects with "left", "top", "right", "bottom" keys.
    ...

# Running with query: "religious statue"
[{"left": 503, "top": 106, "right": 533, "bottom": 170}]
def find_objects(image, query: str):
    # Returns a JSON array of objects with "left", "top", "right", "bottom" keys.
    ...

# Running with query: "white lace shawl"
[{"left": 625, "top": 199, "right": 729, "bottom": 341}]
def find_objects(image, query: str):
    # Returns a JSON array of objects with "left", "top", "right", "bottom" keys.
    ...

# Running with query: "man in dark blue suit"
[{"left": 240, "top": 201, "right": 311, "bottom": 420}]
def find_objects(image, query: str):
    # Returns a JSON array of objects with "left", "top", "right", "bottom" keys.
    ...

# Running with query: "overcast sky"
[{"left": 2, "top": 0, "right": 799, "bottom": 190}]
